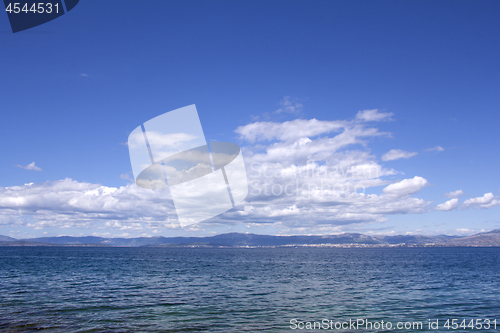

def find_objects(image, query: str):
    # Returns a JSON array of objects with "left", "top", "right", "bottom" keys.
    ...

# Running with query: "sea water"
[{"left": 1, "top": 247, "right": 499, "bottom": 332}]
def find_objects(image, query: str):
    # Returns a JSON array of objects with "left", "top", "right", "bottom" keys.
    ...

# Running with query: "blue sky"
[{"left": 1, "top": 0, "right": 499, "bottom": 239}]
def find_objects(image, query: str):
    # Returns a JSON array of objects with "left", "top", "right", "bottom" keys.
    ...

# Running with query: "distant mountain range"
[
  {"left": 0, "top": 235, "right": 16, "bottom": 242},
  {"left": 1, "top": 229, "right": 500, "bottom": 247}
]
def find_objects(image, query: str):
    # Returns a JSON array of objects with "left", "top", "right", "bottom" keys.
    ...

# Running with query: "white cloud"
[
  {"left": 252, "top": 96, "right": 304, "bottom": 120},
  {"left": 381, "top": 149, "right": 418, "bottom": 161},
  {"left": 275, "top": 96, "right": 303, "bottom": 115},
  {"left": 119, "top": 172, "right": 134, "bottom": 182},
  {"left": 235, "top": 118, "right": 347, "bottom": 143},
  {"left": 444, "top": 189, "right": 464, "bottom": 198},
  {"left": 80, "top": 73, "right": 88, "bottom": 77},
  {"left": 355, "top": 109, "right": 393, "bottom": 122},
  {"left": 15, "top": 162, "right": 42, "bottom": 172},
  {"left": 382, "top": 176, "right": 429, "bottom": 196},
  {"left": 426, "top": 146, "right": 444, "bottom": 152},
  {"left": 463, "top": 193, "right": 500, "bottom": 209},
  {"left": 436, "top": 198, "right": 459, "bottom": 211},
  {"left": 231, "top": 111, "right": 430, "bottom": 231},
  {"left": 454, "top": 228, "right": 477, "bottom": 235},
  {"left": 0, "top": 178, "right": 177, "bottom": 230},
  {"left": 0, "top": 108, "right": 437, "bottom": 234}
]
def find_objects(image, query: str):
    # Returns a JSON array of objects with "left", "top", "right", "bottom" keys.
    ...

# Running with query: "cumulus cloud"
[
  {"left": 381, "top": 149, "right": 418, "bottom": 161},
  {"left": 231, "top": 111, "right": 430, "bottom": 231},
  {"left": 15, "top": 162, "right": 42, "bottom": 172},
  {"left": 0, "top": 179, "right": 178, "bottom": 230},
  {"left": 355, "top": 109, "right": 393, "bottom": 122},
  {"left": 426, "top": 146, "right": 444, "bottom": 152},
  {"left": 382, "top": 176, "right": 429, "bottom": 196},
  {"left": 434, "top": 192, "right": 500, "bottom": 212},
  {"left": 463, "top": 193, "right": 499, "bottom": 209},
  {"left": 444, "top": 189, "right": 464, "bottom": 198},
  {"left": 436, "top": 198, "right": 459, "bottom": 211},
  {"left": 1, "top": 108, "right": 435, "bottom": 234},
  {"left": 236, "top": 118, "right": 347, "bottom": 143}
]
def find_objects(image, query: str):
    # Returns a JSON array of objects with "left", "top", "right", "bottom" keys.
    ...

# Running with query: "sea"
[{"left": 0, "top": 247, "right": 499, "bottom": 332}]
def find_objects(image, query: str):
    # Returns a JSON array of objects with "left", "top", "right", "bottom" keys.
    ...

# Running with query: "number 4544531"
[
  {"left": 443, "top": 319, "right": 497, "bottom": 330},
  {"left": 5, "top": 2, "right": 60, "bottom": 14}
]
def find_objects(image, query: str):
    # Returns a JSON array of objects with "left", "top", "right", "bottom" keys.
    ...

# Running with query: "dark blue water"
[{"left": 0, "top": 247, "right": 499, "bottom": 332}]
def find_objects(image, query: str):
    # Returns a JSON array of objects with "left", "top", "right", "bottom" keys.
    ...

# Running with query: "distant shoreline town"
[{"left": 1, "top": 229, "right": 499, "bottom": 248}]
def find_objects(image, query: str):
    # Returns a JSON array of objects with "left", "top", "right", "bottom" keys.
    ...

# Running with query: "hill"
[
  {"left": 0, "top": 235, "right": 16, "bottom": 242},
  {"left": 0, "top": 229, "right": 499, "bottom": 247}
]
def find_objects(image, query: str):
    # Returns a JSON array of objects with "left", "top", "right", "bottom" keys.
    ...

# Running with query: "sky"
[{"left": 1, "top": 0, "right": 499, "bottom": 239}]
